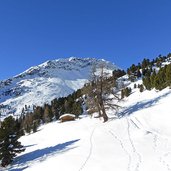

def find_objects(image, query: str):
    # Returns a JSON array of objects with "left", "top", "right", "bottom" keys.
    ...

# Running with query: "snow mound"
[{"left": 59, "top": 114, "right": 76, "bottom": 119}]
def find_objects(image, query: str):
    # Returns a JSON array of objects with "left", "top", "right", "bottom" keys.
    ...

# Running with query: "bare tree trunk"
[
  {"left": 99, "top": 66, "right": 108, "bottom": 122},
  {"left": 92, "top": 96, "right": 102, "bottom": 118},
  {"left": 101, "top": 105, "right": 108, "bottom": 122},
  {"left": 96, "top": 101, "right": 102, "bottom": 117},
  {"left": 99, "top": 95, "right": 108, "bottom": 122}
]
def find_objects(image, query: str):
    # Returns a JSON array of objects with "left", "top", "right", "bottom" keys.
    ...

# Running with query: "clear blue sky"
[{"left": 0, "top": 0, "right": 171, "bottom": 80}]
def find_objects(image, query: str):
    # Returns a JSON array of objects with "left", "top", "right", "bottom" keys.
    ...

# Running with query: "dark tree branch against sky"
[{"left": 0, "top": 0, "right": 171, "bottom": 80}]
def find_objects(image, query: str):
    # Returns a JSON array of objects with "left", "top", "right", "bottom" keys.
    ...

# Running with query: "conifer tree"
[
  {"left": 21, "top": 113, "right": 33, "bottom": 134},
  {"left": 143, "top": 76, "right": 151, "bottom": 90},
  {"left": 124, "top": 87, "right": 132, "bottom": 97},
  {"left": 113, "top": 69, "right": 126, "bottom": 80},
  {"left": 0, "top": 116, "right": 25, "bottom": 167},
  {"left": 43, "top": 104, "right": 53, "bottom": 123},
  {"left": 130, "top": 64, "right": 137, "bottom": 73},
  {"left": 142, "top": 58, "right": 150, "bottom": 69},
  {"left": 166, "top": 64, "right": 171, "bottom": 87},
  {"left": 139, "top": 84, "right": 144, "bottom": 92},
  {"left": 167, "top": 53, "right": 171, "bottom": 58},
  {"left": 150, "top": 69, "right": 156, "bottom": 88},
  {"left": 154, "top": 67, "right": 166, "bottom": 90},
  {"left": 137, "top": 69, "right": 142, "bottom": 78},
  {"left": 32, "top": 120, "right": 39, "bottom": 133},
  {"left": 121, "top": 89, "right": 124, "bottom": 99}
]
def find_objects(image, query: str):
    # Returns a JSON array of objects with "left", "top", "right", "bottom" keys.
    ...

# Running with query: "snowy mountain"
[
  {"left": 4, "top": 75, "right": 171, "bottom": 171},
  {"left": 0, "top": 57, "right": 118, "bottom": 117},
  {"left": 1, "top": 55, "right": 171, "bottom": 171}
]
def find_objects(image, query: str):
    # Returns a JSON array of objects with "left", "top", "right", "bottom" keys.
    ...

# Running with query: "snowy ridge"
[{"left": 0, "top": 57, "right": 118, "bottom": 117}]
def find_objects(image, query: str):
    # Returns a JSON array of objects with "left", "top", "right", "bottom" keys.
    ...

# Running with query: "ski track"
[
  {"left": 159, "top": 138, "right": 171, "bottom": 171},
  {"left": 108, "top": 129, "right": 132, "bottom": 171},
  {"left": 78, "top": 126, "right": 96, "bottom": 171},
  {"left": 160, "top": 156, "right": 171, "bottom": 171},
  {"left": 126, "top": 117, "right": 142, "bottom": 171},
  {"left": 163, "top": 152, "right": 171, "bottom": 171},
  {"left": 134, "top": 117, "right": 143, "bottom": 127},
  {"left": 163, "top": 141, "right": 171, "bottom": 171},
  {"left": 130, "top": 119, "right": 140, "bottom": 129},
  {"left": 132, "top": 115, "right": 171, "bottom": 171},
  {"left": 153, "top": 134, "right": 157, "bottom": 151},
  {"left": 151, "top": 130, "right": 171, "bottom": 171}
]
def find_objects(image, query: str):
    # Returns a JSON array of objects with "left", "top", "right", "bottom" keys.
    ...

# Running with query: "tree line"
[{"left": 127, "top": 53, "right": 171, "bottom": 90}]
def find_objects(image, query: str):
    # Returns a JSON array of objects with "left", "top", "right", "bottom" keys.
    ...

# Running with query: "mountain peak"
[
  {"left": 18, "top": 57, "right": 117, "bottom": 77},
  {"left": 0, "top": 57, "right": 118, "bottom": 118}
]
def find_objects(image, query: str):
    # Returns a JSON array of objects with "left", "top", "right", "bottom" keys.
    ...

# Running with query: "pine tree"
[
  {"left": 166, "top": 64, "right": 171, "bottom": 87},
  {"left": 0, "top": 116, "right": 25, "bottom": 167},
  {"left": 130, "top": 64, "right": 137, "bottom": 74},
  {"left": 32, "top": 120, "right": 39, "bottom": 133},
  {"left": 143, "top": 76, "right": 151, "bottom": 90},
  {"left": 142, "top": 58, "right": 150, "bottom": 69},
  {"left": 113, "top": 69, "right": 126, "bottom": 80},
  {"left": 125, "top": 87, "right": 132, "bottom": 97},
  {"left": 121, "top": 89, "right": 124, "bottom": 99},
  {"left": 137, "top": 69, "right": 142, "bottom": 78},
  {"left": 21, "top": 113, "right": 33, "bottom": 134},
  {"left": 72, "top": 102, "right": 83, "bottom": 117},
  {"left": 167, "top": 53, "right": 171, "bottom": 58},
  {"left": 150, "top": 69, "right": 156, "bottom": 88},
  {"left": 43, "top": 105, "right": 53, "bottom": 123},
  {"left": 154, "top": 67, "right": 166, "bottom": 90},
  {"left": 33, "top": 106, "right": 43, "bottom": 122},
  {"left": 139, "top": 84, "right": 144, "bottom": 92}
]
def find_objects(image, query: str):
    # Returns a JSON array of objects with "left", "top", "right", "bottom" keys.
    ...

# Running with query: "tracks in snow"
[
  {"left": 128, "top": 116, "right": 171, "bottom": 171},
  {"left": 78, "top": 116, "right": 171, "bottom": 171},
  {"left": 78, "top": 126, "right": 96, "bottom": 171},
  {"left": 108, "top": 117, "right": 142, "bottom": 171},
  {"left": 108, "top": 130, "right": 132, "bottom": 171},
  {"left": 126, "top": 118, "right": 142, "bottom": 171},
  {"left": 154, "top": 134, "right": 171, "bottom": 171}
]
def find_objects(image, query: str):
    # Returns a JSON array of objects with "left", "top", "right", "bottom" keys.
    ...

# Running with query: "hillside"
[
  {"left": 4, "top": 78, "right": 171, "bottom": 171},
  {"left": 0, "top": 57, "right": 118, "bottom": 118}
]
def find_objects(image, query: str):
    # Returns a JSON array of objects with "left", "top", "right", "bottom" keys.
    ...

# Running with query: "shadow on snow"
[
  {"left": 24, "top": 144, "right": 37, "bottom": 148},
  {"left": 8, "top": 166, "right": 28, "bottom": 171},
  {"left": 118, "top": 91, "right": 170, "bottom": 118},
  {"left": 9, "top": 139, "right": 80, "bottom": 171}
]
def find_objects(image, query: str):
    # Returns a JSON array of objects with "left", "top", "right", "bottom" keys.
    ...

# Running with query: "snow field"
[{"left": 4, "top": 85, "right": 171, "bottom": 171}]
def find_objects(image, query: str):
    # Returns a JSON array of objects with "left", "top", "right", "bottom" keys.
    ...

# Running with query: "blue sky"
[{"left": 0, "top": 0, "right": 171, "bottom": 80}]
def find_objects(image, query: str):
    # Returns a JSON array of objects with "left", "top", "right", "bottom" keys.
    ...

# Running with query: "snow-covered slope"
[
  {"left": 0, "top": 57, "right": 118, "bottom": 117},
  {"left": 5, "top": 80, "right": 171, "bottom": 171}
]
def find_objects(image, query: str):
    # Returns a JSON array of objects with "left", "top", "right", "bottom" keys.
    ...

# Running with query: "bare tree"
[{"left": 85, "top": 63, "right": 120, "bottom": 122}]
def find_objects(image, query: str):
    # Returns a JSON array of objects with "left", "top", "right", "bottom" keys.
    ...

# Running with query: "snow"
[
  {"left": 4, "top": 82, "right": 171, "bottom": 171},
  {"left": 59, "top": 114, "right": 76, "bottom": 119}
]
